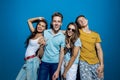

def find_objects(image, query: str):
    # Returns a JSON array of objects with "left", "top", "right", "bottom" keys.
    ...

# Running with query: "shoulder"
[
  {"left": 60, "top": 30, "right": 66, "bottom": 34},
  {"left": 91, "top": 30, "right": 100, "bottom": 36},
  {"left": 76, "top": 38, "right": 81, "bottom": 42},
  {"left": 59, "top": 31, "right": 65, "bottom": 37},
  {"left": 75, "top": 38, "right": 81, "bottom": 44},
  {"left": 44, "top": 29, "right": 50, "bottom": 32},
  {"left": 91, "top": 31, "right": 101, "bottom": 40},
  {"left": 74, "top": 38, "right": 82, "bottom": 47},
  {"left": 44, "top": 29, "right": 51, "bottom": 34},
  {"left": 91, "top": 30, "right": 98, "bottom": 34}
]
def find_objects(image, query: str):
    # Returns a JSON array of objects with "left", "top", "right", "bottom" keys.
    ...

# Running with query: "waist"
[
  {"left": 80, "top": 57, "right": 99, "bottom": 64},
  {"left": 24, "top": 55, "right": 36, "bottom": 60}
]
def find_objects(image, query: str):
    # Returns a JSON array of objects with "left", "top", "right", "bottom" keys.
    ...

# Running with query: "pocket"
[
  {"left": 22, "top": 63, "right": 27, "bottom": 69},
  {"left": 26, "top": 61, "right": 33, "bottom": 70}
]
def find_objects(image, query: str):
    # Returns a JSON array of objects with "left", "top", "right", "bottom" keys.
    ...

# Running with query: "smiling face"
[
  {"left": 77, "top": 16, "right": 88, "bottom": 28},
  {"left": 67, "top": 24, "right": 76, "bottom": 37},
  {"left": 52, "top": 16, "right": 62, "bottom": 33},
  {"left": 37, "top": 21, "right": 46, "bottom": 33}
]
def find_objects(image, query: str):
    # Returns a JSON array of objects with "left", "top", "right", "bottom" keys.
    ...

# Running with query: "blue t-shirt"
[
  {"left": 64, "top": 38, "right": 81, "bottom": 64},
  {"left": 42, "top": 29, "right": 65, "bottom": 63}
]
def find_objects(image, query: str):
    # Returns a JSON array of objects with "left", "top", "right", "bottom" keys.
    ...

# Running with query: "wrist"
[
  {"left": 38, "top": 17, "right": 44, "bottom": 20},
  {"left": 100, "top": 64, "right": 104, "bottom": 67}
]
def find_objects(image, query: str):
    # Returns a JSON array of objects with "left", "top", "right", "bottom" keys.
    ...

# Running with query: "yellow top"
[{"left": 79, "top": 29, "right": 101, "bottom": 64}]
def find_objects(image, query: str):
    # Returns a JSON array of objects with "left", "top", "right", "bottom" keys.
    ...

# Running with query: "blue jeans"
[
  {"left": 38, "top": 61, "right": 59, "bottom": 80},
  {"left": 16, "top": 57, "right": 40, "bottom": 80}
]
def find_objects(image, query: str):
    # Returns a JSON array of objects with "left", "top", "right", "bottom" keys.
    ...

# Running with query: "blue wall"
[{"left": 0, "top": 0, "right": 120, "bottom": 80}]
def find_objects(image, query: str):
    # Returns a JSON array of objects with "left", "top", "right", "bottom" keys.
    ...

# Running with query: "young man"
[
  {"left": 38, "top": 12, "right": 65, "bottom": 80},
  {"left": 75, "top": 15, "right": 104, "bottom": 80}
]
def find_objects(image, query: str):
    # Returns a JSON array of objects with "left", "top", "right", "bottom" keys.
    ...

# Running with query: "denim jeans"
[
  {"left": 38, "top": 61, "right": 59, "bottom": 80},
  {"left": 16, "top": 57, "right": 40, "bottom": 80}
]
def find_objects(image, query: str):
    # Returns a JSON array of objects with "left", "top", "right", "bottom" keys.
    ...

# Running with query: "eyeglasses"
[{"left": 68, "top": 28, "right": 75, "bottom": 32}]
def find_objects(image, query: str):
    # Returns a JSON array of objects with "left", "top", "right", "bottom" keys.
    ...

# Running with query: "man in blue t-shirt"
[{"left": 38, "top": 12, "right": 65, "bottom": 80}]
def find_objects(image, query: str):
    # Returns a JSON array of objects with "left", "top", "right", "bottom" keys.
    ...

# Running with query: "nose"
[{"left": 37, "top": 26, "right": 42, "bottom": 30}]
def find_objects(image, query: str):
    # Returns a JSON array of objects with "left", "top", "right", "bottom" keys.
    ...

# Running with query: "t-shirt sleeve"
[
  {"left": 60, "top": 35, "right": 65, "bottom": 48},
  {"left": 74, "top": 38, "right": 82, "bottom": 47},
  {"left": 96, "top": 33, "right": 102, "bottom": 43},
  {"left": 43, "top": 30, "right": 47, "bottom": 37}
]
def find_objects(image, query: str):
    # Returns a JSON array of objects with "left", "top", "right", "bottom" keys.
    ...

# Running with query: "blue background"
[{"left": 0, "top": 0, "right": 120, "bottom": 80}]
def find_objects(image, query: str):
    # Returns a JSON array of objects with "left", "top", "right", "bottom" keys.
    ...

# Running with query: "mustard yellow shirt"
[{"left": 79, "top": 29, "right": 101, "bottom": 64}]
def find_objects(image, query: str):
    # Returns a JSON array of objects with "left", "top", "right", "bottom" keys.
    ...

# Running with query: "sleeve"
[
  {"left": 43, "top": 30, "right": 46, "bottom": 37},
  {"left": 43, "top": 30, "right": 48, "bottom": 41},
  {"left": 74, "top": 38, "right": 82, "bottom": 47},
  {"left": 96, "top": 33, "right": 102, "bottom": 43},
  {"left": 60, "top": 35, "right": 66, "bottom": 48}
]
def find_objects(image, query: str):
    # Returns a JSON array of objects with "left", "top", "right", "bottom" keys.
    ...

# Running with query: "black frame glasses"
[{"left": 67, "top": 28, "right": 75, "bottom": 32}]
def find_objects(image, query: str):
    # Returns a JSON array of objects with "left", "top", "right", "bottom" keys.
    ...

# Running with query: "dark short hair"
[
  {"left": 50, "top": 12, "right": 63, "bottom": 29},
  {"left": 52, "top": 12, "right": 63, "bottom": 21},
  {"left": 75, "top": 15, "right": 86, "bottom": 29}
]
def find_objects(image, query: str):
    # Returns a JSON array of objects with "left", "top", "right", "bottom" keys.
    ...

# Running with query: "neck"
[
  {"left": 52, "top": 29, "right": 59, "bottom": 34},
  {"left": 82, "top": 25, "right": 91, "bottom": 33},
  {"left": 36, "top": 33, "right": 42, "bottom": 36}
]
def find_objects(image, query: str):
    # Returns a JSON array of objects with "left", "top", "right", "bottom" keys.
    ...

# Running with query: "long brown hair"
[
  {"left": 65, "top": 22, "right": 80, "bottom": 56},
  {"left": 25, "top": 19, "right": 47, "bottom": 47}
]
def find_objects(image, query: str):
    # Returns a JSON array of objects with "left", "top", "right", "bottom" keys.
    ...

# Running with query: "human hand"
[
  {"left": 38, "top": 17, "right": 44, "bottom": 20},
  {"left": 97, "top": 65, "right": 104, "bottom": 78},
  {"left": 52, "top": 71, "right": 59, "bottom": 80},
  {"left": 62, "top": 72, "right": 66, "bottom": 80},
  {"left": 66, "top": 43, "right": 70, "bottom": 49},
  {"left": 39, "top": 37, "right": 46, "bottom": 46},
  {"left": 66, "top": 40, "right": 71, "bottom": 49}
]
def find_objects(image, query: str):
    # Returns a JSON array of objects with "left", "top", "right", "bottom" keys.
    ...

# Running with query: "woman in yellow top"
[{"left": 75, "top": 15, "right": 104, "bottom": 80}]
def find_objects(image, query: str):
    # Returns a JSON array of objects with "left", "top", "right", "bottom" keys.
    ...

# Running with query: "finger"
[
  {"left": 52, "top": 75, "right": 55, "bottom": 80},
  {"left": 62, "top": 74, "right": 66, "bottom": 79},
  {"left": 96, "top": 67, "right": 100, "bottom": 73},
  {"left": 52, "top": 77, "right": 56, "bottom": 80},
  {"left": 40, "top": 38, "right": 44, "bottom": 42},
  {"left": 66, "top": 44, "right": 70, "bottom": 49},
  {"left": 39, "top": 38, "right": 43, "bottom": 43},
  {"left": 40, "top": 38, "right": 46, "bottom": 44},
  {"left": 62, "top": 75, "right": 66, "bottom": 80},
  {"left": 98, "top": 72, "right": 103, "bottom": 78}
]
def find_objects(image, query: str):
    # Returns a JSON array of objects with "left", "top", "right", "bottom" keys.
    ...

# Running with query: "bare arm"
[
  {"left": 57, "top": 47, "right": 65, "bottom": 72},
  {"left": 37, "top": 45, "right": 44, "bottom": 59},
  {"left": 52, "top": 47, "right": 65, "bottom": 80},
  {"left": 27, "top": 17, "right": 44, "bottom": 32},
  {"left": 96, "top": 43, "right": 104, "bottom": 78},
  {"left": 96, "top": 43, "right": 104, "bottom": 67},
  {"left": 62, "top": 46, "right": 80, "bottom": 78},
  {"left": 37, "top": 37, "right": 46, "bottom": 58}
]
